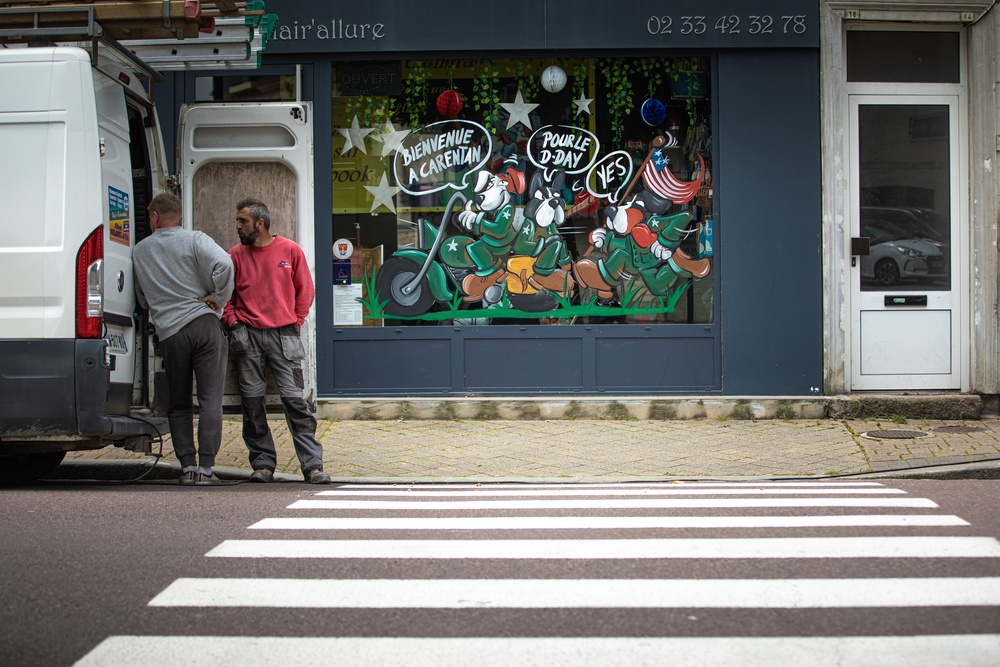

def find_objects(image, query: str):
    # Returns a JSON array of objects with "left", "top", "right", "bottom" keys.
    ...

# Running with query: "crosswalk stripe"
[
  {"left": 74, "top": 635, "right": 1000, "bottom": 667},
  {"left": 148, "top": 577, "right": 1000, "bottom": 608},
  {"left": 289, "top": 497, "right": 939, "bottom": 510},
  {"left": 314, "top": 487, "right": 907, "bottom": 496},
  {"left": 249, "top": 514, "right": 970, "bottom": 530},
  {"left": 205, "top": 536, "right": 1000, "bottom": 559}
]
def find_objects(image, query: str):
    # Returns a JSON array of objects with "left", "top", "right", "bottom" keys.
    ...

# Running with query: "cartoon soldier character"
[
  {"left": 510, "top": 171, "right": 575, "bottom": 298},
  {"left": 438, "top": 165, "right": 526, "bottom": 302},
  {"left": 574, "top": 190, "right": 710, "bottom": 303}
]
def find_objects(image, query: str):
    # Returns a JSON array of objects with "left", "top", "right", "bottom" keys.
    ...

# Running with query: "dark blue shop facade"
[{"left": 161, "top": 0, "right": 823, "bottom": 398}]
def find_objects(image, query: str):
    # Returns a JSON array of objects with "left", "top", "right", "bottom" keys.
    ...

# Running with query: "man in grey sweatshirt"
[{"left": 134, "top": 194, "right": 234, "bottom": 484}]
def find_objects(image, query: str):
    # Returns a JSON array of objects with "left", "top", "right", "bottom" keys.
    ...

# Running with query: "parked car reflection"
[
  {"left": 862, "top": 205, "right": 949, "bottom": 244},
  {"left": 859, "top": 222, "right": 948, "bottom": 288}
]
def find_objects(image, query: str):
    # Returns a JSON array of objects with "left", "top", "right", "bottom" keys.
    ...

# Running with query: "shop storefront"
[{"left": 161, "top": 0, "right": 824, "bottom": 398}]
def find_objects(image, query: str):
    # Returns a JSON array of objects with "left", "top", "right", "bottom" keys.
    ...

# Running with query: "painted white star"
[
  {"left": 338, "top": 115, "right": 375, "bottom": 155},
  {"left": 500, "top": 90, "right": 539, "bottom": 131},
  {"left": 364, "top": 172, "right": 400, "bottom": 214},
  {"left": 447, "top": 239, "right": 459, "bottom": 252},
  {"left": 373, "top": 120, "right": 411, "bottom": 158},
  {"left": 573, "top": 92, "right": 594, "bottom": 117}
]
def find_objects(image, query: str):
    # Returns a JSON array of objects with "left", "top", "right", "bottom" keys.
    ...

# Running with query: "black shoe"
[
  {"left": 193, "top": 473, "right": 220, "bottom": 485},
  {"left": 249, "top": 468, "right": 274, "bottom": 483},
  {"left": 305, "top": 468, "right": 332, "bottom": 484},
  {"left": 178, "top": 470, "right": 198, "bottom": 485}
]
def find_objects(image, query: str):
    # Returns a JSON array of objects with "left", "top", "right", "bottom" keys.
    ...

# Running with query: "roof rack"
[{"left": 0, "top": 2, "right": 273, "bottom": 78}]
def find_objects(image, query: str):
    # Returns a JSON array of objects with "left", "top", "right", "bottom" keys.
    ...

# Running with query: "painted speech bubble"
[
  {"left": 392, "top": 120, "right": 492, "bottom": 196},
  {"left": 527, "top": 125, "right": 600, "bottom": 182},
  {"left": 586, "top": 150, "right": 634, "bottom": 204}
]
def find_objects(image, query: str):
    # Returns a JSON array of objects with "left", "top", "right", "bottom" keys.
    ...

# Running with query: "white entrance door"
[
  {"left": 849, "top": 95, "right": 963, "bottom": 390},
  {"left": 177, "top": 102, "right": 316, "bottom": 405}
]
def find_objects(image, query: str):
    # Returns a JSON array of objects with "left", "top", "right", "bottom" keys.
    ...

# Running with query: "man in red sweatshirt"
[{"left": 222, "top": 198, "right": 331, "bottom": 484}]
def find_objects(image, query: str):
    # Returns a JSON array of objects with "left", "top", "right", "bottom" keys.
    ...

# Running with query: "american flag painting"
[{"left": 641, "top": 151, "right": 706, "bottom": 204}]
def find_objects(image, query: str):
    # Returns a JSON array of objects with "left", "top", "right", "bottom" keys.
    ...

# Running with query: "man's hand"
[{"left": 198, "top": 295, "right": 219, "bottom": 312}]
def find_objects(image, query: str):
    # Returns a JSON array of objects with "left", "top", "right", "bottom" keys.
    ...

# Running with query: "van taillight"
[{"left": 76, "top": 226, "right": 104, "bottom": 339}]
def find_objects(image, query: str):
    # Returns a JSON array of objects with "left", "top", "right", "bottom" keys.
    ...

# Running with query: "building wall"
[{"left": 819, "top": 0, "right": 998, "bottom": 395}]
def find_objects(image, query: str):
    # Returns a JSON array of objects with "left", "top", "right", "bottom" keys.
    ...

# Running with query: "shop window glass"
[
  {"left": 330, "top": 58, "right": 713, "bottom": 327},
  {"left": 847, "top": 31, "right": 960, "bottom": 83}
]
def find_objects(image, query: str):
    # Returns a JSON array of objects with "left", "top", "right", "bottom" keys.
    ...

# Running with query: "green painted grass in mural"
[{"left": 356, "top": 263, "right": 693, "bottom": 322}]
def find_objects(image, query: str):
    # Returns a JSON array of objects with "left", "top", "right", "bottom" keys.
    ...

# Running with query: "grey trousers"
[
  {"left": 229, "top": 323, "right": 324, "bottom": 473},
  {"left": 160, "top": 314, "right": 228, "bottom": 469}
]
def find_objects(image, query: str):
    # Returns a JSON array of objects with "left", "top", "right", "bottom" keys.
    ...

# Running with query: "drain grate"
[
  {"left": 862, "top": 429, "right": 930, "bottom": 439},
  {"left": 933, "top": 426, "right": 988, "bottom": 434}
]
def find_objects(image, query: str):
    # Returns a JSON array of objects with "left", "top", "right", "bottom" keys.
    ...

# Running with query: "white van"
[
  {"left": 0, "top": 42, "right": 316, "bottom": 483},
  {"left": 0, "top": 46, "right": 170, "bottom": 481}
]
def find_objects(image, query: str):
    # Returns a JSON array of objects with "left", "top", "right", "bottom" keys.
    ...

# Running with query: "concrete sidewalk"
[{"left": 65, "top": 415, "right": 1000, "bottom": 481}]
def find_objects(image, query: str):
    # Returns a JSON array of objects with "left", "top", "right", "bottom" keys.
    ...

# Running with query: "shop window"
[{"left": 330, "top": 58, "right": 713, "bottom": 327}]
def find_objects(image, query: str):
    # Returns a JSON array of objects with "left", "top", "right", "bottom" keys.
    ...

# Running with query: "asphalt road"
[{"left": 1, "top": 479, "right": 999, "bottom": 666}]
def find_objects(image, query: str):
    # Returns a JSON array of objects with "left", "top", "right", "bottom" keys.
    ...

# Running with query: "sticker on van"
[{"left": 108, "top": 186, "right": 131, "bottom": 246}]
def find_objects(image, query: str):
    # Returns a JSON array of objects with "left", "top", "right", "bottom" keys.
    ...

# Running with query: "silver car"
[{"left": 860, "top": 223, "right": 947, "bottom": 286}]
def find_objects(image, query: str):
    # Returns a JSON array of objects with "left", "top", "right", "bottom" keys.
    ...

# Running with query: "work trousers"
[
  {"left": 229, "top": 323, "right": 324, "bottom": 473},
  {"left": 159, "top": 314, "right": 228, "bottom": 469}
]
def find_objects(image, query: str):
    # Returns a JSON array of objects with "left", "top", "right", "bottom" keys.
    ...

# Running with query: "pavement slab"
[{"left": 61, "top": 416, "right": 1000, "bottom": 481}]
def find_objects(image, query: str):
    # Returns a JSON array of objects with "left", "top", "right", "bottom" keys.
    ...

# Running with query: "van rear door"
[
  {"left": 93, "top": 67, "right": 140, "bottom": 412},
  {"left": 177, "top": 102, "right": 316, "bottom": 407}
]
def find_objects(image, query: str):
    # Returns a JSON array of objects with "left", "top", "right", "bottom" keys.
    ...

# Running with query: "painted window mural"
[{"left": 331, "top": 57, "right": 713, "bottom": 326}]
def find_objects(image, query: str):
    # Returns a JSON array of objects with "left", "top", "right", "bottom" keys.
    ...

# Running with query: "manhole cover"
[
  {"left": 934, "top": 426, "right": 988, "bottom": 434},
  {"left": 862, "top": 429, "right": 930, "bottom": 439}
]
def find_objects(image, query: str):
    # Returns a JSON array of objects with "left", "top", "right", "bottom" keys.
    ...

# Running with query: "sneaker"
[
  {"left": 249, "top": 468, "right": 274, "bottom": 483},
  {"left": 178, "top": 470, "right": 198, "bottom": 485},
  {"left": 305, "top": 468, "right": 332, "bottom": 484},
  {"left": 193, "top": 473, "right": 220, "bottom": 485}
]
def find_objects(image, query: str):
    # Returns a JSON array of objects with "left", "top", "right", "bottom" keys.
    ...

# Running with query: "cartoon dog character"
[
  {"left": 438, "top": 165, "right": 526, "bottom": 302},
  {"left": 510, "top": 171, "right": 575, "bottom": 297},
  {"left": 573, "top": 189, "right": 710, "bottom": 302}
]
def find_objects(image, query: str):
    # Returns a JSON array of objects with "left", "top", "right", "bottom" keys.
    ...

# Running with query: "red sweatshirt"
[{"left": 222, "top": 236, "right": 315, "bottom": 330}]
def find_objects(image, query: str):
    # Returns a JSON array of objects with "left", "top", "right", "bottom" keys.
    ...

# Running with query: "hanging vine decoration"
[
  {"left": 572, "top": 60, "right": 589, "bottom": 129},
  {"left": 403, "top": 60, "right": 428, "bottom": 130},
  {"left": 515, "top": 60, "right": 539, "bottom": 103},
  {"left": 599, "top": 58, "right": 634, "bottom": 147},
  {"left": 670, "top": 56, "right": 703, "bottom": 128},
  {"left": 637, "top": 57, "right": 665, "bottom": 100},
  {"left": 473, "top": 59, "right": 501, "bottom": 134},
  {"left": 345, "top": 95, "right": 396, "bottom": 129}
]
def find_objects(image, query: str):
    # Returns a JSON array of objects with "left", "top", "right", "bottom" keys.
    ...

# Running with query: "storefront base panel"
[
  {"left": 314, "top": 393, "right": 985, "bottom": 421},
  {"left": 327, "top": 326, "right": 720, "bottom": 396}
]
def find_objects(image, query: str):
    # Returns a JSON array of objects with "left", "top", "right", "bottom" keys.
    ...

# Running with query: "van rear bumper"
[{"left": 0, "top": 339, "right": 121, "bottom": 438}]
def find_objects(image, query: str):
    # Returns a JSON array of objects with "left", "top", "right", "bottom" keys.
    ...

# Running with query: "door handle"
[{"left": 851, "top": 237, "right": 870, "bottom": 267}]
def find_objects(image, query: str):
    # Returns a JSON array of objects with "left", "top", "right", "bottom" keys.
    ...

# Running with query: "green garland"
[
  {"left": 515, "top": 60, "right": 539, "bottom": 103},
  {"left": 403, "top": 60, "right": 428, "bottom": 130},
  {"left": 599, "top": 58, "right": 634, "bottom": 146},
  {"left": 572, "top": 60, "right": 589, "bottom": 129},
  {"left": 472, "top": 59, "right": 501, "bottom": 134}
]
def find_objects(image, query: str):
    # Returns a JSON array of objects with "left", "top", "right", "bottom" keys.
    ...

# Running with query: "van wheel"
[{"left": 0, "top": 452, "right": 67, "bottom": 484}]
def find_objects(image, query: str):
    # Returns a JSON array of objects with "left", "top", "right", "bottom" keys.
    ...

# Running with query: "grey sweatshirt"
[{"left": 133, "top": 226, "right": 234, "bottom": 340}]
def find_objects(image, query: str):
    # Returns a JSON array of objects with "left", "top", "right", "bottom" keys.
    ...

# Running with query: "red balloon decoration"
[{"left": 436, "top": 89, "right": 463, "bottom": 118}]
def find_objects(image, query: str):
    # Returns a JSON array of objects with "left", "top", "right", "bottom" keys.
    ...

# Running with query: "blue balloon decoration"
[{"left": 641, "top": 98, "right": 667, "bottom": 127}]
